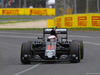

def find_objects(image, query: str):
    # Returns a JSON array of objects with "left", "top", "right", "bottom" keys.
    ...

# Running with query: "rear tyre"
[
  {"left": 21, "top": 42, "right": 31, "bottom": 64},
  {"left": 70, "top": 42, "right": 81, "bottom": 63},
  {"left": 72, "top": 40, "right": 84, "bottom": 59}
]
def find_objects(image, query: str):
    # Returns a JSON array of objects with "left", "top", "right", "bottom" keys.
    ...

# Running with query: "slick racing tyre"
[
  {"left": 72, "top": 40, "right": 84, "bottom": 59},
  {"left": 21, "top": 42, "right": 31, "bottom": 64},
  {"left": 70, "top": 42, "right": 81, "bottom": 63}
]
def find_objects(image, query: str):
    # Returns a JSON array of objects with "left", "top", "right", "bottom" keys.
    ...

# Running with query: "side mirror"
[{"left": 38, "top": 37, "right": 43, "bottom": 39}]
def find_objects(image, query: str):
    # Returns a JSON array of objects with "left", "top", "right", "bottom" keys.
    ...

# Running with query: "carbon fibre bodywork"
[{"left": 21, "top": 28, "right": 84, "bottom": 63}]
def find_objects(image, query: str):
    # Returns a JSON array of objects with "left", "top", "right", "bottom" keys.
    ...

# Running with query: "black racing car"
[{"left": 21, "top": 28, "right": 84, "bottom": 64}]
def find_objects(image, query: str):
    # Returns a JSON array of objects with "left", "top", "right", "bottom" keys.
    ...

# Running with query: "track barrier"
[
  {"left": 47, "top": 14, "right": 100, "bottom": 28},
  {"left": 0, "top": 8, "right": 55, "bottom": 16}
]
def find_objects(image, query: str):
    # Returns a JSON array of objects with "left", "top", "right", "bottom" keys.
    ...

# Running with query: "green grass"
[
  {"left": 0, "top": 20, "right": 41, "bottom": 24},
  {"left": 0, "top": 17, "right": 32, "bottom": 20},
  {"left": 0, "top": 28, "right": 100, "bottom": 31},
  {"left": 68, "top": 28, "right": 100, "bottom": 31},
  {"left": 0, "top": 21, "right": 30, "bottom": 24},
  {"left": 0, "top": 28, "right": 43, "bottom": 30}
]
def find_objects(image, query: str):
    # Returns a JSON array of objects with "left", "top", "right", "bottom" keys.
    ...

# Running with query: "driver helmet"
[{"left": 50, "top": 28, "right": 56, "bottom": 36}]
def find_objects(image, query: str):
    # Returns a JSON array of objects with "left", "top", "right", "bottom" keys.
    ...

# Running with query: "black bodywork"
[
  {"left": 21, "top": 28, "right": 84, "bottom": 64},
  {"left": 31, "top": 29, "right": 70, "bottom": 61}
]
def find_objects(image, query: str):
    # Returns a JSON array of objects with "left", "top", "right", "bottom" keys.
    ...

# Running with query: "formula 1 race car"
[{"left": 21, "top": 28, "right": 84, "bottom": 64}]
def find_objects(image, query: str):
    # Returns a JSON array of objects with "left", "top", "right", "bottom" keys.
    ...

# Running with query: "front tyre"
[
  {"left": 70, "top": 42, "right": 81, "bottom": 63},
  {"left": 72, "top": 40, "right": 84, "bottom": 59},
  {"left": 21, "top": 42, "right": 31, "bottom": 64}
]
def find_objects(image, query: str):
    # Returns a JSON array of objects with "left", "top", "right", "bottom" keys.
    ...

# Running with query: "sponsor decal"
[
  {"left": 66, "top": 8, "right": 73, "bottom": 14},
  {"left": 45, "top": 29, "right": 52, "bottom": 31},
  {"left": 48, "top": 35, "right": 55, "bottom": 39},
  {"left": 47, "top": 45, "right": 55, "bottom": 50},
  {"left": 78, "top": 16, "right": 87, "bottom": 26},
  {"left": 3, "top": 10, "right": 19, "bottom": 15},
  {"left": 56, "top": 29, "right": 67, "bottom": 31},
  {"left": 30, "top": 9, "right": 47, "bottom": 15},
  {"left": 92, "top": 16, "right": 100, "bottom": 26},
  {"left": 65, "top": 17, "right": 73, "bottom": 27},
  {"left": 45, "top": 29, "right": 67, "bottom": 34},
  {"left": 56, "top": 18, "right": 61, "bottom": 28}
]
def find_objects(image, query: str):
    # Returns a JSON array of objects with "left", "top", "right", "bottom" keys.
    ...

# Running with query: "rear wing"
[{"left": 44, "top": 28, "right": 67, "bottom": 34}]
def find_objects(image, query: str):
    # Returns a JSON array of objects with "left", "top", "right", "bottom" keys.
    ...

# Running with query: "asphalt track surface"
[{"left": 0, "top": 30, "right": 100, "bottom": 75}]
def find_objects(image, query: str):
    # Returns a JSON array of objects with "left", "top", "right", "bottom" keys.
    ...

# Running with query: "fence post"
[
  {"left": 86, "top": 0, "right": 89, "bottom": 13},
  {"left": 64, "top": 0, "right": 66, "bottom": 14},
  {"left": 24, "top": 0, "right": 27, "bottom": 8},
  {"left": 97, "top": 0, "right": 99, "bottom": 13},
  {"left": 74, "top": 0, "right": 77, "bottom": 14},
  {"left": 55, "top": 0, "right": 58, "bottom": 16},
  {"left": 19, "top": 0, "right": 21, "bottom": 8},
  {"left": 1, "top": 0, "right": 4, "bottom": 8}
]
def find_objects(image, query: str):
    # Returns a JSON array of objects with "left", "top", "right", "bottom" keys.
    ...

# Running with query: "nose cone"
[
  {"left": 46, "top": 50, "right": 54, "bottom": 58},
  {"left": 45, "top": 42, "right": 56, "bottom": 59}
]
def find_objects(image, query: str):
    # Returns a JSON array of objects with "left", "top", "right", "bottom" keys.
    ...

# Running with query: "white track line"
[
  {"left": 0, "top": 42, "right": 41, "bottom": 75},
  {"left": 0, "top": 31, "right": 42, "bottom": 35},
  {"left": 0, "top": 31, "right": 100, "bottom": 39},
  {"left": 0, "top": 33, "right": 100, "bottom": 75},
  {"left": 0, "top": 43, "right": 20, "bottom": 47},
  {"left": 84, "top": 41, "right": 100, "bottom": 46},
  {"left": 14, "top": 63, "right": 41, "bottom": 75},
  {"left": 0, "top": 41, "right": 100, "bottom": 47},
  {"left": 0, "top": 35, "right": 37, "bottom": 39},
  {"left": 13, "top": 41, "right": 100, "bottom": 75},
  {"left": 69, "top": 35, "right": 100, "bottom": 39},
  {"left": 0, "top": 34, "right": 100, "bottom": 39},
  {"left": 86, "top": 73, "right": 100, "bottom": 75}
]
